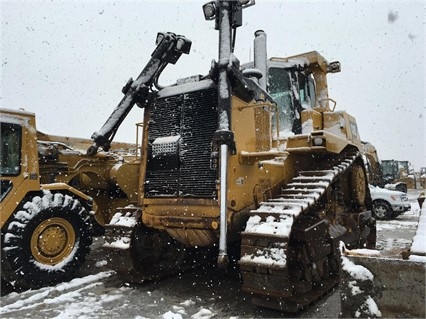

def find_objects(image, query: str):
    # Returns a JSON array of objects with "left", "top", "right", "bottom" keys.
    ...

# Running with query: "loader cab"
[
  {"left": 0, "top": 109, "right": 40, "bottom": 225},
  {"left": 0, "top": 122, "right": 22, "bottom": 200},
  {"left": 380, "top": 160, "right": 400, "bottom": 183},
  {"left": 267, "top": 65, "right": 316, "bottom": 138}
]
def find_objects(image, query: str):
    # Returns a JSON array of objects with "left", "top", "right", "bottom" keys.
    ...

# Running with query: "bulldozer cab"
[
  {"left": 246, "top": 51, "right": 363, "bottom": 152},
  {"left": 243, "top": 50, "right": 347, "bottom": 146},
  {"left": 267, "top": 64, "right": 316, "bottom": 137}
]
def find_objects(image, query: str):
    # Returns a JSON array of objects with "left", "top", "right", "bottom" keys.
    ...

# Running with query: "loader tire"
[{"left": 1, "top": 191, "right": 93, "bottom": 289}]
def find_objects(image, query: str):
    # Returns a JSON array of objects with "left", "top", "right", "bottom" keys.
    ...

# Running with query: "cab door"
[{"left": 0, "top": 111, "right": 40, "bottom": 228}]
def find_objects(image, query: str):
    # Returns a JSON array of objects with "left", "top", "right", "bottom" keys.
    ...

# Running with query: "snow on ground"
[
  {"left": 0, "top": 261, "right": 223, "bottom": 319},
  {"left": 0, "top": 271, "right": 218, "bottom": 319},
  {"left": 409, "top": 197, "right": 426, "bottom": 261},
  {"left": 339, "top": 191, "right": 425, "bottom": 318},
  {"left": 0, "top": 190, "right": 423, "bottom": 318},
  {"left": 375, "top": 191, "right": 422, "bottom": 253}
]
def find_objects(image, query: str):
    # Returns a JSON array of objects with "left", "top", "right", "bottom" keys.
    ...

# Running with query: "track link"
[
  {"left": 102, "top": 207, "right": 211, "bottom": 282},
  {"left": 101, "top": 207, "right": 142, "bottom": 280},
  {"left": 239, "top": 152, "right": 364, "bottom": 312}
]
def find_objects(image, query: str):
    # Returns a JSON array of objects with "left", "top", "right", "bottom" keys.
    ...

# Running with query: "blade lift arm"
[
  {"left": 87, "top": 32, "right": 191, "bottom": 156},
  {"left": 203, "top": 0, "right": 255, "bottom": 269}
]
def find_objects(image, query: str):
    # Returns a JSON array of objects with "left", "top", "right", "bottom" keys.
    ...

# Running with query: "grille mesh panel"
[{"left": 145, "top": 86, "right": 218, "bottom": 197}]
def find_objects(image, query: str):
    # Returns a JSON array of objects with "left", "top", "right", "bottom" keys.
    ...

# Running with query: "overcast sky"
[{"left": 1, "top": 0, "right": 424, "bottom": 169}]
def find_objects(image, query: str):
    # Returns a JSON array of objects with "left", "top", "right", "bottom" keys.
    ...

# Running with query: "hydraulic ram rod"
[{"left": 203, "top": 0, "right": 255, "bottom": 268}]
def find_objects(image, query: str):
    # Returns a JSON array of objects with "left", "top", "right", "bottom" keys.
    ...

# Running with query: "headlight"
[
  {"left": 238, "top": 0, "right": 255, "bottom": 8},
  {"left": 202, "top": 1, "right": 217, "bottom": 20}
]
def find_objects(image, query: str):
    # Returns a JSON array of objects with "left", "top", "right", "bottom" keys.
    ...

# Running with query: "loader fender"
[{"left": 41, "top": 182, "right": 93, "bottom": 208}]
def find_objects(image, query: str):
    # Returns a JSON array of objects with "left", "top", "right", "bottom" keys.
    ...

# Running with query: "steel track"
[{"left": 239, "top": 152, "right": 365, "bottom": 312}]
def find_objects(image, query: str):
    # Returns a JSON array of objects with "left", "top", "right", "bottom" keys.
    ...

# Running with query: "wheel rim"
[
  {"left": 31, "top": 217, "right": 76, "bottom": 265},
  {"left": 374, "top": 205, "right": 387, "bottom": 219}
]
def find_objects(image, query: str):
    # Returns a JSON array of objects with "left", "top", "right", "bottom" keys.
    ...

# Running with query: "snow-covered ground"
[
  {"left": 376, "top": 190, "right": 422, "bottom": 254},
  {"left": 1, "top": 190, "right": 423, "bottom": 319},
  {"left": 408, "top": 190, "right": 426, "bottom": 261},
  {"left": 0, "top": 265, "right": 235, "bottom": 319}
]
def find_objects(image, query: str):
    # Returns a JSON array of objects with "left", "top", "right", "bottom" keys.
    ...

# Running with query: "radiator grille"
[{"left": 145, "top": 86, "right": 218, "bottom": 197}]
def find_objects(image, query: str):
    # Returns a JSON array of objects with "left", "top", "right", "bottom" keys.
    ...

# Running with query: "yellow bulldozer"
[
  {"left": 1, "top": 0, "right": 376, "bottom": 312},
  {"left": 86, "top": 1, "right": 374, "bottom": 312}
]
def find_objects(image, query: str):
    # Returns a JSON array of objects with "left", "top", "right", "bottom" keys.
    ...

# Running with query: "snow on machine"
[
  {"left": 1, "top": 0, "right": 378, "bottom": 312},
  {"left": 84, "top": 0, "right": 375, "bottom": 312}
]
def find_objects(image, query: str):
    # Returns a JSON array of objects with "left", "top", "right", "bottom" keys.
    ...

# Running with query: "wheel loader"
[
  {"left": 362, "top": 153, "right": 412, "bottom": 193},
  {"left": 0, "top": 108, "right": 96, "bottom": 290},
  {"left": 380, "top": 159, "right": 413, "bottom": 192},
  {"left": 0, "top": 107, "right": 139, "bottom": 290},
  {"left": 77, "top": 0, "right": 376, "bottom": 312}
]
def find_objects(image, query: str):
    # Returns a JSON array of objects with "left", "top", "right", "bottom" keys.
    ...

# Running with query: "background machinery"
[
  {"left": 0, "top": 107, "right": 139, "bottom": 290},
  {"left": 82, "top": 0, "right": 376, "bottom": 312},
  {"left": 380, "top": 159, "right": 414, "bottom": 191},
  {"left": 0, "top": 109, "right": 95, "bottom": 290},
  {"left": 361, "top": 142, "right": 414, "bottom": 193},
  {"left": 420, "top": 167, "right": 426, "bottom": 189},
  {"left": 362, "top": 141, "right": 383, "bottom": 186}
]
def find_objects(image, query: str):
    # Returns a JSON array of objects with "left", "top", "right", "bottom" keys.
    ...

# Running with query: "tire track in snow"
[{"left": 0, "top": 271, "right": 115, "bottom": 317}]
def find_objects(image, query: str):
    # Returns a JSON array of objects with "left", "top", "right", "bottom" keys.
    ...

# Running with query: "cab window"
[
  {"left": 267, "top": 67, "right": 295, "bottom": 137},
  {"left": 298, "top": 73, "right": 316, "bottom": 109},
  {"left": 0, "top": 123, "right": 22, "bottom": 176}
]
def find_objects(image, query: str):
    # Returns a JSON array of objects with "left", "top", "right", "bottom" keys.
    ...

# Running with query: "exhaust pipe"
[{"left": 253, "top": 30, "right": 267, "bottom": 90}]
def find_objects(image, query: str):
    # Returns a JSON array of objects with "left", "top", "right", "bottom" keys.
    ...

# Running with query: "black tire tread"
[{"left": 1, "top": 191, "right": 93, "bottom": 289}]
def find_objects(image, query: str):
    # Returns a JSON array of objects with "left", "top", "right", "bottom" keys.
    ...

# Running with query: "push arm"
[{"left": 87, "top": 32, "right": 191, "bottom": 156}]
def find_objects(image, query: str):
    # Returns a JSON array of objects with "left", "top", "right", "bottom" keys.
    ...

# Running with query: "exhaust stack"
[{"left": 253, "top": 30, "right": 267, "bottom": 90}]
